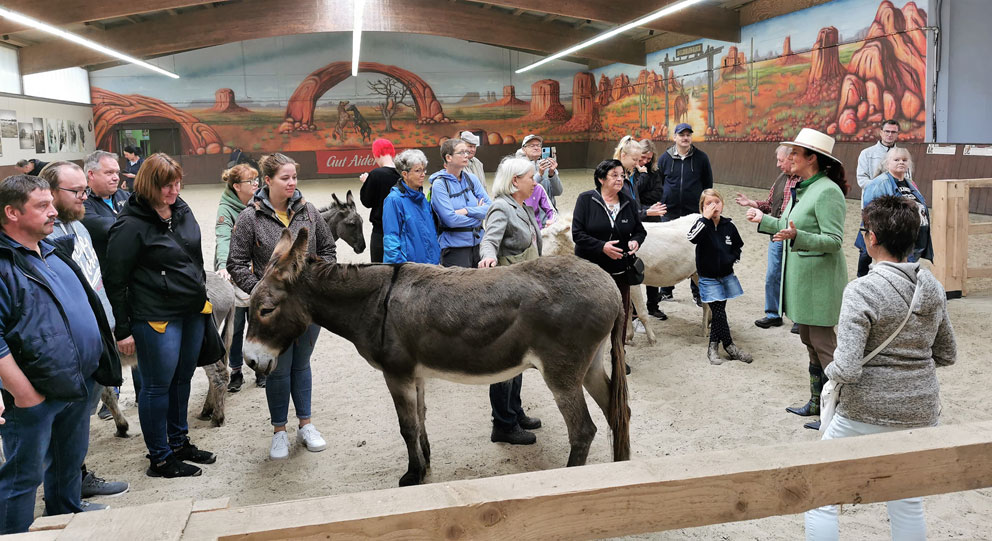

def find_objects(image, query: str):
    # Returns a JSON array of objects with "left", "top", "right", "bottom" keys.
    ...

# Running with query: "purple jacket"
[{"left": 524, "top": 183, "right": 556, "bottom": 228}]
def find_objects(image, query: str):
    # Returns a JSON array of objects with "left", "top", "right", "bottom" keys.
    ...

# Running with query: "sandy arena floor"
[{"left": 70, "top": 169, "right": 992, "bottom": 539}]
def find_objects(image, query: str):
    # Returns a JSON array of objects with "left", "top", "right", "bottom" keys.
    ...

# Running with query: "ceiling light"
[
  {"left": 352, "top": 0, "right": 366, "bottom": 77},
  {"left": 515, "top": 0, "right": 707, "bottom": 73},
  {"left": 0, "top": 7, "right": 179, "bottom": 79}
]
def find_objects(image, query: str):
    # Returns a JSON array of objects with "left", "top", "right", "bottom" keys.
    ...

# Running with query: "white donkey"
[{"left": 542, "top": 213, "right": 710, "bottom": 344}]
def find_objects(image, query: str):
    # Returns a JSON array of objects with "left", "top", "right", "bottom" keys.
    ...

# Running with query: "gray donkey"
[
  {"left": 99, "top": 271, "right": 236, "bottom": 435},
  {"left": 318, "top": 190, "right": 366, "bottom": 254},
  {"left": 242, "top": 229, "right": 630, "bottom": 487}
]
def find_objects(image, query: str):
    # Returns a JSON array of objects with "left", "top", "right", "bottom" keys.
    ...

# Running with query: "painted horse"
[{"left": 242, "top": 228, "right": 630, "bottom": 486}]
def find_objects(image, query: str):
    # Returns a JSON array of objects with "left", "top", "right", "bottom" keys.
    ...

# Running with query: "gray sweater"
[
  {"left": 826, "top": 261, "right": 956, "bottom": 427},
  {"left": 480, "top": 195, "right": 542, "bottom": 261}
]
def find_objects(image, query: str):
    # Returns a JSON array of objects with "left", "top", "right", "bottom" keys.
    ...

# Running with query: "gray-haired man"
[{"left": 459, "top": 131, "right": 487, "bottom": 187}]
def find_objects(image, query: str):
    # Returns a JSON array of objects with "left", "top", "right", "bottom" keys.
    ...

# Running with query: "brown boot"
[
  {"left": 708, "top": 342, "right": 724, "bottom": 365},
  {"left": 725, "top": 342, "right": 753, "bottom": 363}
]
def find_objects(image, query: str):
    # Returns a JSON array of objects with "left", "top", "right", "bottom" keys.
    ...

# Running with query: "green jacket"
[
  {"left": 214, "top": 187, "right": 247, "bottom": 271},
  {"left": 758, "top": 172, "right": 848, "bottom": 326}
]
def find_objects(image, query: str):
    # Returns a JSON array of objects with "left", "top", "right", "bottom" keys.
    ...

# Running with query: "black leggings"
[{"left": 708, "top": 300, "right": 732, "bottom": 347}]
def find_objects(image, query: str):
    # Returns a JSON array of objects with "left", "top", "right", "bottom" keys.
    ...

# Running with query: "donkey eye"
[{"left": 260, "top": 307, "right": 276, "bottom": 317}]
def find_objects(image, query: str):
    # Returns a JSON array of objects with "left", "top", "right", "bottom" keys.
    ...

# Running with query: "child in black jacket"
[{"left": 687, "top": 189, "right": 753, "bottom": 365}]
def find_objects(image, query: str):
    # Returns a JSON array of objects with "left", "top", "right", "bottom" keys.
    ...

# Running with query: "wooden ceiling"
[{"left": 1, "top": 0, "right": 831, "bottom": 75}]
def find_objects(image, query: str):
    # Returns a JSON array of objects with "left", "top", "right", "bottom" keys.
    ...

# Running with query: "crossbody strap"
[{"left": 863, "top": 278, "right": 923, "bottom": 363}]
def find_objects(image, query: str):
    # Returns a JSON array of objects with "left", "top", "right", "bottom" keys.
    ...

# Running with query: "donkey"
[
  {"left": 99, "top": 271, "right": 236, "bottom": 435},
  {"left": 243, "top": 228, "right": 631, "bottom": 487},
  {"left": 318, "top": 191, "right": 367, "bottom": 254}
]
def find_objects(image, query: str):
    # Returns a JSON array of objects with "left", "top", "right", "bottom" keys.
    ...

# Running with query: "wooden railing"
[
  {"left": 931, "top": 178, "right": 992, "bottom": 297},
  {"left": 20, "top": 421, "right": 992, "bottom": 540}
]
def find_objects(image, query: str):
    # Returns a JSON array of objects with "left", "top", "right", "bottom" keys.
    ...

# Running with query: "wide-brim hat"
[{"left": 782, "top": 128, "right": 840, "bottom": 164}]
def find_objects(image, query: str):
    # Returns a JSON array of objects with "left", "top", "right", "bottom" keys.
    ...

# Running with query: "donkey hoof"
[
  {"left": 197, "top": 410, "right": 212, "bottom": 421},
  {"left": 398, "top": 469, "right": 425, "bottom": 487},
  {"left": 114, "top": 429, "right": 129, "bottom": 438},
  {"left": 211, "top": 416, "right": 225, "bottom": 428}
]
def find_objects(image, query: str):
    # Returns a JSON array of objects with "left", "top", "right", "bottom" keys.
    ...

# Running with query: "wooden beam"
[
  {"left": 83, "top": 21, "right": 106, "bottom": 31},
  {"left": 542, "top": 13, "right": 559, "bottom": 23},
  {"left": 0, "top": 34, "right": 35, "bottom": 47},
  {"left": 180, "top": 422, "right": 992, "bottom": 540},
  {"left": 481, "top": 0, "right": 740, "bottom": 42},
  {"left": 19, "top": 0, "right": 645, "bottom": 73},
  {"left": 739, "top": 0, "right": 834, "bottom": 26},
  {"left": 0, "top": 1, "right": 222, "bottom": 35},
  {"left": 644, "top": 32, "right": 697, "bottom": 56}
]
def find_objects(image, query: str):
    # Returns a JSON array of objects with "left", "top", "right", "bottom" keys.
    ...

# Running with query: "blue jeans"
[
  {"left": 266, "top": 324, "right": 320, "bottom": 427},
  {"left": 765, "top": 239, "right": 784, "bottom": 318},
  {"left": 0, "top": 383, "right": 93, "bottom": 534},
  {"left": 132, "top": 315, "right": 205, "bottom": 462},
  {"left": 228, "top": 306, "right": 248, "bottom": 371}
]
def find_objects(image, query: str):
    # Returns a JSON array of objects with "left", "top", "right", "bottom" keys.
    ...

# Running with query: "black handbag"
[
  {"left": 197, "top": 313, "right": 226, "bottom": 367},
  {"left": 622, "top": 255, "right": 645, "bottom": 286}
]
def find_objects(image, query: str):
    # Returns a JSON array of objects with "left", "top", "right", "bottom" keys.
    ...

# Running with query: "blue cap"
[{"left": 675, "top": 123, "right": 693, "bottom": 134}]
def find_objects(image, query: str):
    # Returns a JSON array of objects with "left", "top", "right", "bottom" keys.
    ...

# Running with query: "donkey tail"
[{"left": 608, "top": 304, "right": 631, "bottom": 461}]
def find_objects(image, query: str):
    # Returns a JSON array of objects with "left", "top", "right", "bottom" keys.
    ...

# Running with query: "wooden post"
[{"left": 931, "top": 179, "right": 969, "bottom": 297}]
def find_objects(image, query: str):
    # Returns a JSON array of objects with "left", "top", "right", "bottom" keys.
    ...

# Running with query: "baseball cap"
[
  {"left": 521, "top": 134, "right": 543, "bottom": 147},
  {"left": 675, "top": 123, "right": 693, "bottom": 134},
  {"left": 459, "top": 131, "right": 480, "bottom": 146}
]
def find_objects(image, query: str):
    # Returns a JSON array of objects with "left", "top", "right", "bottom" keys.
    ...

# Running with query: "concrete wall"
[{"left": 930, "top": 0, "right": 992, "bottom": 143}]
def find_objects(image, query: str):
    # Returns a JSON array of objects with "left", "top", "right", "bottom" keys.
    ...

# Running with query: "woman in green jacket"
[
  {"left": 746, "top": 128, "right": 849, "bottom": 430},
  {"left": 214, "top": 163, "right": 261, "bottom": 392}
]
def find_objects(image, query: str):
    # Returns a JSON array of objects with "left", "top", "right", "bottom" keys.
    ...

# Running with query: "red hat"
[{"left": 371, "top": 138, "right": 396, "bottom": 158}]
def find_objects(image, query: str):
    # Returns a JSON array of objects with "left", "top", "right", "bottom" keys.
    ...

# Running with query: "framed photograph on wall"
[
  {"left": 33, "top": 117, "right": 45, "bottom": 154},
  {"left": 18, "top": 122, "right": 33, "bottom": 149},
  {"left": 0, "top": 110, "right": 16, "bottom": 138}
]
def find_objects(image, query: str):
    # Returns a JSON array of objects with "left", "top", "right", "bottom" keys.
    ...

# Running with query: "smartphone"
[{"left": 541, "top": 146, "right": 557, "bottom": 160}]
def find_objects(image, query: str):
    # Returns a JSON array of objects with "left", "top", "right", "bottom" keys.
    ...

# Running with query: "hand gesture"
[
  {"left": 546, "top": 158, "right": 558, "bottom": 174},
  {"left": 636, "top": 165, "right": 647, "bottom": 174},
  {"left": 702, "top": 201, "right": 720, "bottom": 220},
  {"left": 734, "top": 192, "right": 753, "bottom": 207},
  {"left": 538, "top": 159, "right": 549, "bottom": 175},
  {"left": 745, "top": 207, "right": 764, "bottom": 223},
  {"left": 359, "top": 172, "right": 369, "bottom": 183},
  {"left": 772, "top": 221, "right": 798, "bottom": 242},
  {"left": 627, "top": 239, "right": 640, "bottom": 254},
  {"left": 602, "top": 240, "right": 624, "bottom": 260},
  {"left": 646, "top": 202, "right": 667, "bottom": 217}
]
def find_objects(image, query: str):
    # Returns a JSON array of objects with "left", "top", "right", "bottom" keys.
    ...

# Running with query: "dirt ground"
[{"left": 73, "top": 169, "right": 992, "bottom": 540}]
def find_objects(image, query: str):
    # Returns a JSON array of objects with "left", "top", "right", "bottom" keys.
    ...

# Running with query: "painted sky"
[{"left": 90, "top": 32, "right": 585, "bottom": 107}]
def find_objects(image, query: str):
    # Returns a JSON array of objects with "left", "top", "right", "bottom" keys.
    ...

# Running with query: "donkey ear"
[
  {"left": 270, "top": 228, "right": 295, "bottom": 263},
  {"left": 331, "top": 193, "right": 343, "bottom": 207},
  {"left": 270, "top": 228, "right": 310, "bottom": 282},
  {"left": 345, "top": 190, "right": 355, "bottom": 207}
]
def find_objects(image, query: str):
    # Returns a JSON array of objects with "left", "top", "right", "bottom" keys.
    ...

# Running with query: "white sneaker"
[
  {"left": 269, "top": 431, "right": 290, "bottom": 460},
  {"left": 633, "top": 319, "right": 646, "bottom": 334},
  {"left": 297, "top": 424, "right": 327, "bottom": 452}
]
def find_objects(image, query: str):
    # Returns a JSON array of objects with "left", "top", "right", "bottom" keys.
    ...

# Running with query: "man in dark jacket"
[
  {"left": 359, "top": 138, "right": 401, "bottom": 262},
  {"left": 15, "top": 158, "right": 48, "bottom": 176},
  {"left": 80, "top": 150, "right": 128, "bottom": 270},
  {"left": 656, "top": 123, "right": 713, "bottom": 304},
  {"left": 0, "top": 175, "right": 122, "bottom": 533},
  {"left": 120, "top": 145, "right": 144, "bottom": 191}
]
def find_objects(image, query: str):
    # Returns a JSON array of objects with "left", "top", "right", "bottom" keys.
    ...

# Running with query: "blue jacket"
[
  {"left": 0, "top": 235, "right": 122, "bottom": 405},
  {"left": 429, "top": 169, "right": 491, "bottom": 250},
  {"left": 383, "top": 183, "right": 440, "bottom": 264},
  {"left": 855, "top": 172, "right": 933, "bottom": 262}
]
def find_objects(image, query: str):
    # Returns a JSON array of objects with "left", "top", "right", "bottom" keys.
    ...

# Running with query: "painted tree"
[
  {"left": 367, "top": 77, "right": 412, "bottom": 132},
  {"left": 746, "top": 37, "right": 758, "bottom": 108}
]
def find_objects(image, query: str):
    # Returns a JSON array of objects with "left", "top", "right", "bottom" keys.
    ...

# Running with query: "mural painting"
[{"left": 88, "top": 0, "right": 929, "bottom": 160}]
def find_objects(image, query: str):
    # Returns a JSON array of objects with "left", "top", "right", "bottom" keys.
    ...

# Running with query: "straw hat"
[{"left": 782, "top": 128, "right": 840, "bottom": 164}]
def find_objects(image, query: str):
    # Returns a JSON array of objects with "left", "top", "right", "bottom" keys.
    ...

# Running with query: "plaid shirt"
[{"left": 756, "top": 174, "right": 802, "bottom": 217}]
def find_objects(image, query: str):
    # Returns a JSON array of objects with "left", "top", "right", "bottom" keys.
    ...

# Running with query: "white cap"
[
  {"left": 521, "top": 134, "right": 543, "bottom": 147},
  {"left": 459, "top": 131, "right": 480, "bottom": 146}
]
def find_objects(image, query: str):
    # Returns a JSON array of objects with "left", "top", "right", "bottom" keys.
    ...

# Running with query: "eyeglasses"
[
  {"left": 238, "top": 177, "right": 260, "bottom": 185},
  {"left": 58, "top": 187, "right": 88, "bottom": 200},
  {"left": 454, "top": 150, "right": 473, "bottom": 156}
]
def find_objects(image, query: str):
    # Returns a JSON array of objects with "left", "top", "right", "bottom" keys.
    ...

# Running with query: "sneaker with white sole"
[
  {"left": 632, "top": 319, "right": 646, "bottom": 334},
  {"left": 269, "top": 431, "right": 290, "bottom": 460},
  {"left": 297, "top": 424, "right": 327, "bottom": 452}
]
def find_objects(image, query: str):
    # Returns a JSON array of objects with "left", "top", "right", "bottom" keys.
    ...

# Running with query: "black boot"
[
  {"left": 146, "top": 454, "right": 201, "bottom": 478},
  {"left": 227, "top": 370, "right": 243, "bottom": 393},
  {"left": 786, "top": 364, "right": 823, "bottom": 417}
]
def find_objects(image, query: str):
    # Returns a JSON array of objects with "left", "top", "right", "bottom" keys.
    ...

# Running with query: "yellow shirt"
[
  {"left": 147, "top": 301, "right": 212, "bottom": 333},
  {"left": 276, "top": 210, "right": 290, "bottom": 227}
]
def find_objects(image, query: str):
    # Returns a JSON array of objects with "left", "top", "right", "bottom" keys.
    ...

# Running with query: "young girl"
[{"left": 687, "top": 189, "right": 752, "bottom": 364}]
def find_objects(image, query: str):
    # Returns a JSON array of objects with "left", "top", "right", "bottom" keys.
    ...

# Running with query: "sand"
[{"left": 71, "top": 170, "right": 992, "bottom": 540}]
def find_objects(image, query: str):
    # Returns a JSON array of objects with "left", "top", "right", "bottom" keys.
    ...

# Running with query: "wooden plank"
[
  {"left": 191, "top": 497, "right": 230, "bottom": 514},
  {"left": 482, "top": 0, "right": 741, "bottom": 42},
  {"left": 18, "top": 0, "right": 645, "bottom": 74},
  {"left": 28, "top": 514, "right": 72, "bottom": 532},
  {"left": 57, "top": 499, "right": 192, "bottom": 541},
  {"left": 968, "top": 222, "right": 992, "bottom": 236},
  {"left": 181, "top": 422, "right": 992, "bottom": 541},
  {"left": 2, "top": 532, "right": 60, "bottom": 540},
  {"left": 958, "top": 178, "right": 992, "bottom": 188},
  {"left": 0, "top": 0, "right": 220, "bottom": 35},
  {"left": 966, "top": 266, "right": 992, "bottom": 280},
  {"left": 740, "top": 0, "right": 834, "bottom": 25}
]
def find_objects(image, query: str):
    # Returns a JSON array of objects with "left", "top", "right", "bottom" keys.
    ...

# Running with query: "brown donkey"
[{"left": 243, "top": 228, "right": 630, "bottom": 486}]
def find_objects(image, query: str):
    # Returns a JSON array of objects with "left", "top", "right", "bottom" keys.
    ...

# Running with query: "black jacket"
[
  {"left": 81, "top": 188, "right": 130, "bottom": 269},
  {"left": 0, "top": 235, "right": 122, "bottom": 406},
  {"left": 657, "top": 145, "right": 714, "bottom": 219},
  {"left": 686, "top": 216, "right": 743, "bottom": 279},
  {"left": 26, "top": 160, "right": 49, "bottom": 176},
  {"left": 633, "top": 169, "right": 664, "bottom": 222},
  {"left": 572, "top": 189, "right": 647, "bottom": 276},
  {"left": 104, "top": 194, "right": 207, "bottom": 339},
  {"left": 360, "top": 166, "right": 401, "bottom": 233}
]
